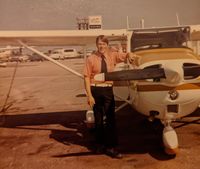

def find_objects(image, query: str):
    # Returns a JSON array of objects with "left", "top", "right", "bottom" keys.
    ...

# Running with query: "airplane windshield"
[{"left": 131, "top": 26, "right": 190, "bottom": 51}]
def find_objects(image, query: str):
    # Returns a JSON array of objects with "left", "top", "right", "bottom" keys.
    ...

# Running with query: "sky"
[{"left": 0, "top": 0, "right": 199, "bottom": 30}]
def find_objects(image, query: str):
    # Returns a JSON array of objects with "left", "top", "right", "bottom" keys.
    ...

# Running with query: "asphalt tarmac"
[{"left": 0, "top": 59, "right": 200, "bottom": 169}]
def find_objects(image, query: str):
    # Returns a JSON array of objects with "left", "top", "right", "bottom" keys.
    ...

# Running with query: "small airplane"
[
  {"left": 95, "top": 26, "right": 200, "bottom": 155},
  {"left": 0, "top": 25, "right": 200, "bottom": 155}
]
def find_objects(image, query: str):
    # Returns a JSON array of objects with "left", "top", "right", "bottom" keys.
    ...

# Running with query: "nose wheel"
[{"left": 162, "top": 122, "right": 179, "bottom": 155}]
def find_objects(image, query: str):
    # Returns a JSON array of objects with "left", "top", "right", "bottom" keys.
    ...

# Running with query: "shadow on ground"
[{"left": 2, "top": 105, "right": 198, "bottom": 160}]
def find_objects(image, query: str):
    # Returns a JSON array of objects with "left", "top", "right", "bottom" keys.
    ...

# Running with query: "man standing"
[{"left": 83, "top": 35, "right": 134, "bottom": 159}]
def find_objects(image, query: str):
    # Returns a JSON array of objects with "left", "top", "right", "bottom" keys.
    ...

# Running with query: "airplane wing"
[
  {"left": 0, "top": 29, "right": 128, "bottom": 75},
  {"left": 0, "top": 29, "right": 127, "bottom": 46},
  {"left": 130, "top": 25, "right": 200, "bottom": 41}
]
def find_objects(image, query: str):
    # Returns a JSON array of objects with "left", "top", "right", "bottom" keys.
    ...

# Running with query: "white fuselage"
[{"left": 130, "top": 48, "right": 200, "bottom": 121}]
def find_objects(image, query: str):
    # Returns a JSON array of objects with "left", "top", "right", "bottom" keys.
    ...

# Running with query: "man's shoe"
[{"left": 105, "top": 148, "right": 123, "bottom": 159}]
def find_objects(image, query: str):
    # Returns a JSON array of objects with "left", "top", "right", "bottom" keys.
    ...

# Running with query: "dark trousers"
[{"left": 91, "top": 86, "right": 118, "bottom": 148}]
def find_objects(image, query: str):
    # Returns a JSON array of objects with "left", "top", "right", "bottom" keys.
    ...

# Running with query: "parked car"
[
  {"left": 9, "top": 55, "right": 29, "bottom": 62},
  {"left": 49, "top": 51, "right": 64, "bottom": 60},
  {"left": 62, "top": 48, "right": 79, "bottom": 59},
  {"left": 52, "top": 48, "right": 79, "bottom": 59},
  {"left": 29, "top": 53, "right": 45, "bottom": 61},
  {"left": 78, "top": 49, "right": 95, "bottom": 58}
]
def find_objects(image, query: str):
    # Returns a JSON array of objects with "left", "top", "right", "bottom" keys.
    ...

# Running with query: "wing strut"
[{"left": 18, "top": 40, "right": 83, "bottom": 79}]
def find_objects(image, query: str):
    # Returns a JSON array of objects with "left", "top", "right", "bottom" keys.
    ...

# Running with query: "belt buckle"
[
  {"left": 91, "top": 83, "right": 112, "bottom": 87},
  {"left": 99, "top": 83, "right": 112, "bottom": 87}
]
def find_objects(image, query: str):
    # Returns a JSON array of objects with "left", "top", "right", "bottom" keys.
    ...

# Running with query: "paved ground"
[{"left": 0, "top": 59, "right": 200, "bottom": 169}]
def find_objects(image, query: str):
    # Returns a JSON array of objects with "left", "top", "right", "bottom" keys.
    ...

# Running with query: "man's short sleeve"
[{"left": 83, "top": 57, "right": 92, "bottom": 77}]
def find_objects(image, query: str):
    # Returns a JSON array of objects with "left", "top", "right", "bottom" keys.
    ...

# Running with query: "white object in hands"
[{"left": 94, "top": 73, "right": 105, "bottom": 82}]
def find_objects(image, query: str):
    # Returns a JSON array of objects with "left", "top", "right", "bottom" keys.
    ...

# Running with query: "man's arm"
[
  {"left": 127, "top": 53, "right": 140, "bottom": 67},
  {"left": 84, "top": 76, "right": 95, "bottom": 108},
  {"left": 112, "top": 48, "right": 140, "bottom": 65}
]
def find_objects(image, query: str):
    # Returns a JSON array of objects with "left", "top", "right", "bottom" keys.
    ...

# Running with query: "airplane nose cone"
[
  {"left": 163, "top": 62, "right": 184, "bottom": 85},
  {"left": 165, "top": 69, "right": 181, "bottom": 84}
]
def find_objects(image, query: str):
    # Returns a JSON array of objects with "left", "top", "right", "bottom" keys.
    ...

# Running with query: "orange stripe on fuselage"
[{"left": 137, "top": 83, "right": 200, "bottom": 92}]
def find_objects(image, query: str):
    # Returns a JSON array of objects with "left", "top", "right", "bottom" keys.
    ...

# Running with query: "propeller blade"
[
  {"left": 184, "top": 65, "right": 200, "bottom": 78},
  {"left": 95, "top": 68, "right": 166, "bottom": 81}
]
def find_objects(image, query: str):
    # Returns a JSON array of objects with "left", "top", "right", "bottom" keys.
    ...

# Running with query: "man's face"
[{"left": 96, "top": 40, "right": 108, "bottom": 54}]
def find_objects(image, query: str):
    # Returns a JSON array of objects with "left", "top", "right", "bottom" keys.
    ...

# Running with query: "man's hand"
[
  {"left": 87, "top": 95, "right": 95, "bottom": 108},
  {"left": 127, "top": 53, "right": 140, "bottom": 66}
]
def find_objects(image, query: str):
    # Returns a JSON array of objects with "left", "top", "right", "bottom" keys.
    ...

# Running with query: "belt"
[{"left": 91, "top": 83, "right": 113, "bottom": 87}]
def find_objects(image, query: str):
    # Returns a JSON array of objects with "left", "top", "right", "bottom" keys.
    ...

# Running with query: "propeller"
[
  {"left": 94, "top": 68, "right": 166, "bottom": 81},
  {"left": 94, "top": 65, "right": 200, "bottom": 82}
]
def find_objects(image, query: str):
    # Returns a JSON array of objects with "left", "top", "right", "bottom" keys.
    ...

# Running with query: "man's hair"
[{"left": 96, "top": 35, "right": 109, "bottom": 45}]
